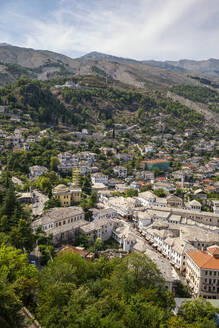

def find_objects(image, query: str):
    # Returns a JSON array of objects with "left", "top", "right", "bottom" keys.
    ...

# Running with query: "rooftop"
[
  {"left": 143, "top": 159, "right": 169, "bottom": 164},
  {"left": 187, "top": 250, "right": 219, "bottom": 270}
]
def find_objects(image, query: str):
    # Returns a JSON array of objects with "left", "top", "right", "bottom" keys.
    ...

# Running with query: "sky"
[{"left": 0, "top": 0, "right": 219, "bottom": 61}]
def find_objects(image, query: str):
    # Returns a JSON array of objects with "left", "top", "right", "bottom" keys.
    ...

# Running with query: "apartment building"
[{"left": 186, "top": 245, "right": 219, "bottom": 299}]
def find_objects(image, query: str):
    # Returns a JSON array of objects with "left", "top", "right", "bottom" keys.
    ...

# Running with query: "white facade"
[{"left": 91, "top": 173, "right": 108, "bottom": 185}]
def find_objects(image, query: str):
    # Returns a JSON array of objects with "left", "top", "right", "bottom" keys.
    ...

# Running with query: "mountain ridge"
[{"left": 0, "top": 43, "right": 219, "bottom": 91}]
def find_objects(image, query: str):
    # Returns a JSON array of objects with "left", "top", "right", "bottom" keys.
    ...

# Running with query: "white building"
[
  {"left": 29, "top": 165, "right": 48, "bottom": 177},
  {"left": 113, "top": 166, "right": 128, "bottom": 178},
  {"left": 91, "top": 173, "right": 108, "bottom": 185},
  {"left": 80, "top": 218, "right": 120, "bottom": 241}
]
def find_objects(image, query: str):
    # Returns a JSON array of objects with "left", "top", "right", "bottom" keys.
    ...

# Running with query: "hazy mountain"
[{"left": 143, "top": 58, "right": 219, "bottom": 77}]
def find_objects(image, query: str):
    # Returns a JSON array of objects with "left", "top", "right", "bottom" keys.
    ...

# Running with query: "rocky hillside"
[
  {"left": 143, "top": 58, "right": 219, "bottom": 78},
  {"left": 1, "top": 43, "right": 217, "bottom": 91}
]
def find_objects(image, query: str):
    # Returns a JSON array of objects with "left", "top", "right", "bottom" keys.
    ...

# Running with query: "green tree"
[
  {"left": 179, "top": 299, "right": 218, "bottom": 325},
  {"left": 80, "top": 174, "right": 92, "bottom": 195},
  {"left": 154, "top": 188, "right": 166, "bottom": 198},
  {"left": 0, "top": 244, "right": 38, "bottom": 321},
  {"left": 50, "top": 156, "right": 59, "bottom": 171},
  {"left": 44, "top": 197, "right": 61, "bottom": 210}
]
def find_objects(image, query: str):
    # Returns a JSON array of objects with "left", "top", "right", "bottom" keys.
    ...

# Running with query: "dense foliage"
[
  {"left": 0, "top": 247, "right": 218, "bottom": 328},
  {"left": 171, "top": 84, "right": 219, "bottom": 113},
  {"left": 0, "top": 79, "right": 76, "bottom": 124}
]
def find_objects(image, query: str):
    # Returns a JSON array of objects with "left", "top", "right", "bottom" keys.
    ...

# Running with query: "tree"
[
  {"left": 50, "top": 156, "right": 59, "bottom": 171},
  {"left": 179, "top": 299, "right": 218, "bottom": 325},
  {"left": 44, "top": 197, "right": 61, "bottom": 210},
  {"left": 154, "top": 188, "right": 166, "bottom": 197},
  {"left": 0, "top": 244, "right": 38, "bottom": 323},
  {"left": 125, "top": 189, "right": 138, "bottom": 197},
  {"left": 80, "top": 174, "right": 92, "bottom": 195},
  {"left": 9, "top": 219, "right": 35, "bottom": 252},
  {"left": 93, "top": 238, "right": 104, "bottom": 252}
]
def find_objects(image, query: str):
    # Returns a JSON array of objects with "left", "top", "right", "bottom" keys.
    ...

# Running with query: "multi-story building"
[
  {"left": 29, "top": 165, "right": 48, "bottom": 177},
  {"left": 144, "top": 221, "right": 219, "bottom": 273},
  {"left": 91, "top": 208, "right": 118, "bottom": 221},
  {"left": 91, "top": 173, "right": 108, "bottom": 185},
  {"left": 186, "top": 245, "right": 219, "bottom": 299},
  {"left": 79, "top": 218, "right": 120, "bottom": 241},
  {"left": 166, "top": 195, "right": 183, "bottom": 208},
  {"left": 113, "top": 166, "right": 128, "bottom": 178},
  {"left": 53, "top": 184, "right": 81, "bottom": 206},
  {"left": 31, "top": 207, "right": 86, "bottom": 245}
]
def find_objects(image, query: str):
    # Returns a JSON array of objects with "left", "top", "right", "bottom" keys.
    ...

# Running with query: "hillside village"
[
  {"left": 0, "top": 76, "right": 219, "bottom": 302},
  {"left": 1, "top": 44, "right": 219, "bottom": 326}
]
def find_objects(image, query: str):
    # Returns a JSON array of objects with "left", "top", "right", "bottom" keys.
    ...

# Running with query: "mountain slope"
[
  {"left": 143, "top": 58, "right": 219, "bottom": 78},
  {"left": 1, "top": 44, "right": 218, "bottom": 91}
]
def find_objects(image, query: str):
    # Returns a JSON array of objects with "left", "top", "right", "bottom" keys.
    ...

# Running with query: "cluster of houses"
[
  {"left": 31, "top": 182, "right": 219, "bottom": 298},
  {"left": 1, "top": 115, "right": 219, "bottom": 300}
]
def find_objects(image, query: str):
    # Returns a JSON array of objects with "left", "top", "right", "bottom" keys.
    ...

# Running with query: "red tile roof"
[
  {"left": 202, "top": 179, "right": 213, "bottom": 184},
  {"left": 188, "top": 251, "right": 219, "bottom": 270},
  {"left": 208, "top": 246, "right": 219, "bottom": 256},
  {"left": 156, "top": 177, "right": 167, "bottom": 181}
]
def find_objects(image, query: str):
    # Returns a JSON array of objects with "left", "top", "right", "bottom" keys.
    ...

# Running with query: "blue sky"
[{"left": 0, "top": 0, "right": 219, "bottom": 60}]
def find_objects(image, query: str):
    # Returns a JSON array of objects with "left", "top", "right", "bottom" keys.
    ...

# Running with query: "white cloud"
[{"left": 0, "top": 0, "right": 219, "bottom": 60}]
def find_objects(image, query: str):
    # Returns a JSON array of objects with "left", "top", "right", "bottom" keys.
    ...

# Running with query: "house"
[
  {"left": 186, "top": 245, "right": 219, "bottom": 299},
  {"left": 167, "top": 195, "right": 183, "bottom": 208},
  {"left": 29, "top": 165, "right": 48, "bottom": 177},
  {"left": 113, "top": 166, "right": 127, "bottom": 178},
  {"left": 116, "top": 153, "right": 133, "bottom": 162},
  {"left": 211, "top": 200, "right": 219, "bottom": 214},
  {"left": 113, "top": 225, "right": 136, "bottom": 252},
  {"left": 145, "top": 144, "right": 155, "bottom": 154},
  {"left": 91, "top": 208, "right": 118, "bottom": 221},
  {"left": 153, "top": 182, "right": 175, "bottom": 192},
  {"left": 144, "top": 248, "right": 180, "bottom": 293},
  {"left": 138, "top": 191, "right": 156, "bottom": 206},
  {"left": 107, "top": 196, "right": 138, "bottom": 218},
  {"left": 0, "top": 106, "right": 9, "bottom": 114},
  {"left": 59, "top": 245, "right": 95, "bottom": 261},
  {"left": 92, "top": 183, "right": 108, "bottom": 192},
  {"left": 136, "top": 211, "right": 152, "bottom": 229},
  {"left": 91, "top": 173, "right": 108, "bottom": 185},
  {"left": 79, "top": 218, "right": 120, "bottom": 241},
  {"left": 186, "top": 199, "right": 202, "bottom": 212},
  {"left": 78, "top": 152, "right": 97, "bottom": 162},
  {"left": 32, "top": 207, "right": 86, "bottom": 245},
  {"left": 17, "top": 192, "right": 33, "bottom": 204},
  {"left": 135, "top": 170, "right": 154, "bottom": 182},
  {"left": 193, "top": 189, "right": 207, "bottom": 201}
]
